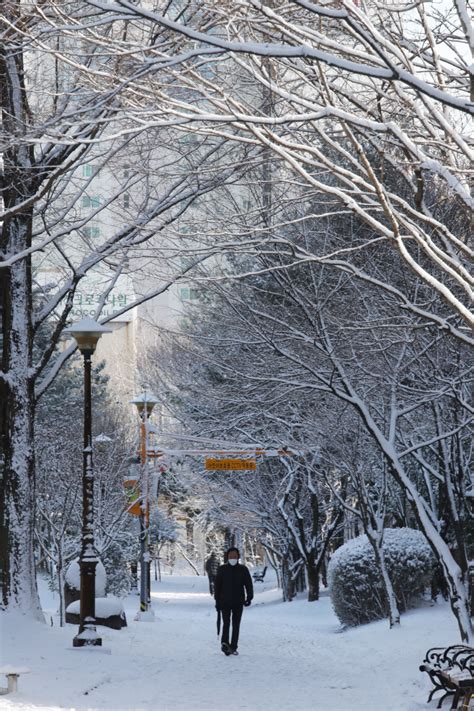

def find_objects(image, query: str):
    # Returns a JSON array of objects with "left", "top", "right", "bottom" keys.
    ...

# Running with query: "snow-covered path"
[{"left": 0, "top": 574, "right": 460, "bottom": 711}]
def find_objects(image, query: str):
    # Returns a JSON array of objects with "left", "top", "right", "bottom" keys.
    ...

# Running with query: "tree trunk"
[
  {"left": 57, "top": 544, "right": 65, "bottom": 627},
  {"left": 307, "top": 564, "right": 320, "bottom": 602},
  {"left": 296, "top": 565, "right": 306, "bottom": 593},
  {"left": 388, "top": 460, "right": 472, "bottom": 641},
  {"left": 438, "top": 555, "right": 472, "bottom": 643},
  {"left": 321, "top": 556, "right": 328, "bottom": 589},
  {"left": 224, "top": 527, "right": 234, "bottom": 551},
  {"left": 185, "top": 517, "right": 194, "bottom": 556},
  {"left": 281, "top": 557, "right": 295, "bottom": 602},
  {"left": 130, "top": 562, "right": 138, "bottom": 590},
  {"left": 0, "top": 22, "right": 42, "bottom": 618},
  {"left": 367, "top": 533, "right": 401, "bottom": 628},
  {"left": 0, "top": 234, "right": 42, "bottom": 617}
]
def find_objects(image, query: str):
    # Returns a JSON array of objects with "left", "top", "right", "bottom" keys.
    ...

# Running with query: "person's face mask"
[{"left": 228, "top": 558, "right": 238, "bottom": 566}]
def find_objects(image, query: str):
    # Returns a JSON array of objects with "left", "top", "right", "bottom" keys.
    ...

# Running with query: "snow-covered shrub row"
[{"left": 328, "top": 528, "right": 435, "bottom": 627}]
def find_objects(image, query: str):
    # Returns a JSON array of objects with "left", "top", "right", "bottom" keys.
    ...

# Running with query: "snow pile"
[
  {"left": 328, "top": 528, "right": 434, "bottom": 627},
  {"left": 65, "top": 558, "right": 106, "bottom": 596},
  {"left": 66, "top": 596, "right": 124, "bottom": 618}
]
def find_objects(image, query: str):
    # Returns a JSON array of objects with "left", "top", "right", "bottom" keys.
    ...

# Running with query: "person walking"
[
  {"left": 205, "top": 552, "right": 219, "bottom": 595},
  {"left": 214, "top": 547, "right": 253, "bottom": 656}
]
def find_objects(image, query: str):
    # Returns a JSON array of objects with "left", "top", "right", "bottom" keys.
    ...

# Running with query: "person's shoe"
[
  {"left": 221, "top": 642, "right": 231, "bottom": 656},
  {"left": 230, "top": 648, "right": 239, "bottom": 655}
]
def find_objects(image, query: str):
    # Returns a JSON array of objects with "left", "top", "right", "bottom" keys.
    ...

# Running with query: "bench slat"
[{"left": 420, "top": 644, "right": 473, "bottom": 707}]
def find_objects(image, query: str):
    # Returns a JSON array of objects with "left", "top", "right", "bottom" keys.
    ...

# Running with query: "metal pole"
[
  {"left": 145, "top": 417, "right": 151, "bottom": 606},
  {"left": 73, "top": 349, "right": 102, "bottom": 647},
  {"left": 139, "top": 511, "right": 147, "bottom": 612},
  {"left": 147, "top": 558, "right": 151, "bottom": 605},
  {"left": 139, "top": 416, "right": 150, "bottom": 613}
]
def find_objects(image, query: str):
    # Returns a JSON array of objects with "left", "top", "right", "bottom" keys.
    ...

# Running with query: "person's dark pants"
[{"left": 221, "top": 605, "right": 244, "bottom": 650}]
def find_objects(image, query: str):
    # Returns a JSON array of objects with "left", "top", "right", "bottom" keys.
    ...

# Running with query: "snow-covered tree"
[
  {"left": 82, "top": 0, "right": 473, "bottom": 335},
  {"left": 0, "top": 1, "right": 254, "bottom": 614},
  {"left": 2, "top": 0, "right": 471, "bottom": 627},
  {"left": 322, "top": 430, "right": 403, "bottom": 627},
  {"left": 148, "top": 507, "right": 178, "bottom": 582},
  {"left": 152, "top": 196, "right": 472, "bottom": 638}
]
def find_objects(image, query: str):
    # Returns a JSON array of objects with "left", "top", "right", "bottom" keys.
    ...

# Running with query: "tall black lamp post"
[
  {"left": 130, "top": 391, "right": 159, "bottom": 619},
  {"left": 65, "top": 317, "right": 112, "bottom": 647}
]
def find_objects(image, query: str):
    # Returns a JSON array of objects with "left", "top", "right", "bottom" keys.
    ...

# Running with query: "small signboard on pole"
[
  {"left": 123, "top": 478, "right": 142, "bottom": 516},
  {"left": 205, "top": 458, "right": 257, "bottom": 471}
]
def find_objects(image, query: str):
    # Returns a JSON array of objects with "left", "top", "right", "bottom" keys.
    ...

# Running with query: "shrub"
[{"left": 328, "top": 527, "right": 435, "bottom": 626}]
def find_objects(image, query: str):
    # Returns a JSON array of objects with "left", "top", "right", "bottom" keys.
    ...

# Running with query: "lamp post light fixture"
[
  {"left": 65, "top": 317, "right": 112, "bottom": 647},
  {"left": 130, "top": 390, "right": 159, "bottom": 620},
  {"left": 130, "top": 392, "right": 160, "bottom": 419}
]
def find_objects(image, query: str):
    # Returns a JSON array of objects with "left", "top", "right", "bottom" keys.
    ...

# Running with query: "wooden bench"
[
  {"left": 0, "top": 666, "right": 31, "bottom": 695},
  {"left": 420, "top": 645, "right": 473, "bottom": 710},
  {"left": 252, "top": 566, "right": 267, "bottom": 582}
]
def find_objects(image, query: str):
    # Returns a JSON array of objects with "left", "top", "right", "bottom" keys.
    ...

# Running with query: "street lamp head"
[
  {"left": 130, "top": 391, "right": 160, "bottom": 418},
  {"left": 65, "top": 317, "right": 112, "bottom": 353},
  {"left": 94, "top": 433, "right": 113, "bottom": 444},
  {"left": 94, "top": 433, "right": 113, "bottom": 451}
]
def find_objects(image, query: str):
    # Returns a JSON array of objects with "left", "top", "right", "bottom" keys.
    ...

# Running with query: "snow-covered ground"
[{"left": 0, "top": 572, "right": 462, "bottom": 711}]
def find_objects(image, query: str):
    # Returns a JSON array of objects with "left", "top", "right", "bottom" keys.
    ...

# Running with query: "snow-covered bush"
[{"left": 328, "top": 528, "right": 435, "bottom": 627}]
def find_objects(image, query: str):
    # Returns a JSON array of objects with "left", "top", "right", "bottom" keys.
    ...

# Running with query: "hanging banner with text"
[{"left": 205, "top": 458, "right": 257, "bottom": 471}]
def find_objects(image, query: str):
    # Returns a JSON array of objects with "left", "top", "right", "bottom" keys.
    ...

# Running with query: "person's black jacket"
[
  {"left": 214, "top": 563, "right": 253, "bottom": 609},
  {"left": 205, "top": 555, "right": 219, "bottom": 578}
]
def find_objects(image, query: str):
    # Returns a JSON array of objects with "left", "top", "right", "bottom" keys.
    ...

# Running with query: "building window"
[
  {"left": 82, "top": 195, "right": 101, "bottom": 209},
  {"left": 180, "top": 256, "right": 195, "bottom": 270},
  {"left": 83, "top": 225, "right": 101, "bottom": 239},
  {"left": 123, "top": 193, "right": 130, "bottom": 208},
  {"left": 123, "top": 164, "right": 130, "bottom": 178},
  {"left": 180, "top": 287, "right": 199, "bottom": 301},
  {"left": 82, "top": 164, "right": 95, "bottom": 177},
  {"left": 179, "top": 225, "right": 192, "bottom": 235},
  {"left": 178, "top": 133, "right": 198, "bottom": 145}
]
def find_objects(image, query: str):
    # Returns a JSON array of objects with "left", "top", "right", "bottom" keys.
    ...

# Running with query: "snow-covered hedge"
[
  {"left": 66, "top": 596, "right": 124, "bottom": 618},
  {"left": 328, "top": 528, "right": 435, "bottom": 627}
]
